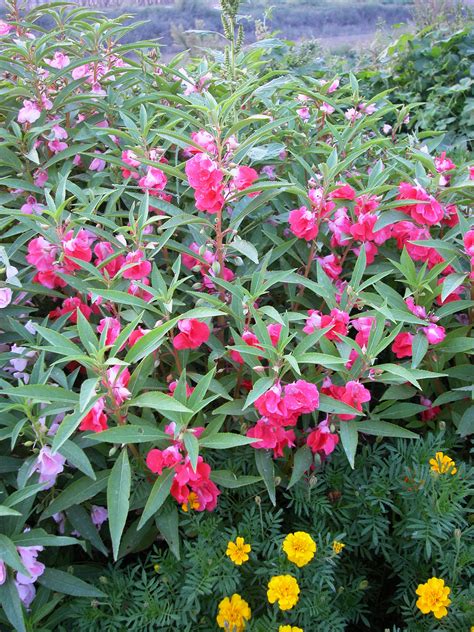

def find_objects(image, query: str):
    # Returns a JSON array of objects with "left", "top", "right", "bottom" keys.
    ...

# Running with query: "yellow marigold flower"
[
  {"left": 282, "top": 531, "right": 316, "bottom": 567},
  {"left": 216, "top": 594, "right": 251, "bottom": 632},
  {"left": 429, "top": 451, "right": 457, "bottom": 475},
  {"left": 226, "top": 536, "right": 251, "bottom": 565},
  {"left": 415, "top": 577, "right": 451, "bottom": 619},
  {"left": 267, "top": 575, "right": 300, "bottom": 611},
  {"left": 279, "top": 626, "right": 303, "bottom": 632},
  {"left": 181, "top": 491, "right": 200, "bottom": 512},
  {"left": 332, "top": 540, "right": 345, "bottom": 554}
]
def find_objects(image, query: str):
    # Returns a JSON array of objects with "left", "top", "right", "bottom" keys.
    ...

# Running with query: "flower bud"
[
  {"left": 255, "top": 495, "right": 261, "bottom": 506},
  {"left": 359, "top": 580, "right": 369, "bottom": 590}
]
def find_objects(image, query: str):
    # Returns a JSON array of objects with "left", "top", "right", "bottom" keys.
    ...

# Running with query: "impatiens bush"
[{"left": 0, "top": 1, "right": 472, "bottom": 630}]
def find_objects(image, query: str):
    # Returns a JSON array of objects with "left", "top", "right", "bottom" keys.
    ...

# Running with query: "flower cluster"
[{"left": 146, "top": 425, "right": 220, "bottom": 512}]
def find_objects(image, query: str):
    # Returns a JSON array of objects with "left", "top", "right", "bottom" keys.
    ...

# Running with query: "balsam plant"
[{"left": 0, "top": 1, "right": 472, "bottom": 630}]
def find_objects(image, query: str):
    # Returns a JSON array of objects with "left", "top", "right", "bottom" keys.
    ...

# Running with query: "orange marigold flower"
[
  {"left": 216, "top": 594, "right": 251, "bottom": 632},
  {"left": 429, "top": 452, "right": 457, "bottom": 475},
  {"left": 267, "top": 575, "right": 300, "bottom": 610},
  {"left": 282, "top": 531, "right": 316, "bottom": 567},
  {"left": 416, "top": 577, "right": 451, "bottom": 619}
]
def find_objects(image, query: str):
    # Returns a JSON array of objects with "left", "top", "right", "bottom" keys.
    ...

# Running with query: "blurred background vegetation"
[{"left": 16, "top": 0, "right": 472, "bottom": 57}]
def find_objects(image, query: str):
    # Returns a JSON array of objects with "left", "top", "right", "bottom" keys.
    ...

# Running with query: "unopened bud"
[
  {"left": 309, "top": 475, "right": 317, "bottom": 488},
  {"left": 108, "top": 445, "right": 118, "bottom": 457},
  {"left": 211, "top": 261, "right": 220, "bottom": 275},
  {"left": 255, "top": 495, "right": 261, "bottom": 506},
  {"left": 99, "top": 576, "right": 108, "bottom": 584},
  {"left": 359, "top": 580, "right": 369, "bottom": 590},
  {"left": 439, "top": 420, "right": 446, "bottom": 431},
  {"left": 254, "top": 365, "right": 266, "bottom": 373},
  {"left": 234, "top": 256, "right": 244, "bottom": 266},
  {"left": 274, "top": 476, "right": 281, "bottom": 486},
  {"left": 454, "top": 528, "right": 461, "bottom": 541},
  {"left": 24, "top": 441, "right": 34, "bottom": 447}
]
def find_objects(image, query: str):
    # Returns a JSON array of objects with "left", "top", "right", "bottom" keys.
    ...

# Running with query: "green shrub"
[{"left": 0, "top": 1, "right": 472, "bottom": 631}]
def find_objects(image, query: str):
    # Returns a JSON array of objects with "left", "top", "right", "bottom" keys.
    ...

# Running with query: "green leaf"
[
  {"left": 287, "top": 445, "right": 313, "bottom": 489},
  {"left": 51, "top": 397, "right": 101, "bottom": 453},
  {"left": 376, "top": 363, "right": 421, "bottom": 388},
  {"left": 79, "top": 378, "right": 99, "bottom": 412},
  {"left": 155, "top": 506, "right": 180, "bottom": 560},
  {"left": 230, "top": 236, "right": 259, "bottom": 263},
  {"left": 339, "top": 422, "right": 358, "bottom": 469},
  {"left": 255, "top": 450, "right": 276, "bottom": 505},
  {"left": 457, "top": 406, "right": 474, "bottom": 437},
  {"left": 107, "top": 449, "right": 131, "bottom": 561},
  {"left": 88, "top": 425, "right": 166, "bottom": 444},
  {"left": 37, "top": 568, "right": 105, "bottom": 598},
  {"left": 356, "top": 420, "right": 419, "bottom": 438},
  {"left": 411, "top": 333, "right": 429, "bottom": 369},
  {"left": 138, "top": 468, "right": 174, "bottom": 529},
  {"left": 58, "top": 440, "right": 96, "bottom": 480},
  {"left": 243, "top": 377, "right": 274, "bottom": 410},
  {"left": 441, "top": 273, "right": 467, "bottom": 303},
  {"left": 130, "top": 392, "right": 192, "bottom": 414},
  {"left": 210, "top": 470, "right": 262, "bottom": 489},
  {"left": 0, "top": 505, "right": 21, "bottom": 517},
  {"left": 66, "top": 506, "right": 108, "bottom": 556},
  {"left": 41, "top": 471, "right": 109, "bottom": 520},
  {"left": 0, "top": 384, "right": 78, "bottom": 404},
  {"left": 319, "top": 394, "right": 362, "bottom": 417},
  {"left": 0, "top": 580, "right": 26, "bottom": 632},
  {"left": 199, "top": 433, "right": 257, "bottom": 449},
  {"left": 0, "top": 534, "right": 28, "bottom": 576},
  {"left": 379, "top": 402, "right": 427, "bottom": 419},
  {"left": 183, "top": 432, "right": 199, "bottom": 471}
]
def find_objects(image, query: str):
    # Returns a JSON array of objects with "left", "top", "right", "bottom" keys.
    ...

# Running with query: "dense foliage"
[{"left": 0, "top": 1, "right": 472, "bottom": 630}]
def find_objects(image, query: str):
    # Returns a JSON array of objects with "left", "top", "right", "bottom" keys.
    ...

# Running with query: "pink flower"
[
  {"left": 392, "top": 332, "right": 413, "bottom": 358},
  {"left": 232, "top": 166, "right": 258, "bottom": 191},
  {"left": 254, "top": 382, "right": 290, "bottom": 424},
  {"left": 97, "top": 317, "right": 121, "bottom": 345},
  {"left": 94, "top": 241, "right": 125, "bottom": 277},
  {"left": 16, "top": 545, "right": 45, "bottom": 585},
  {"left": 34, "top": 169, "right": 48, "bottom": 187},
  {"left": 189, "top": 129, "right": 217, "bottom": 154},
  {"left": 79, "top": 398, "right": 108, "bottom": 432},
  {"left": 45, "top": 51, "right": 70, "bottom": 69},
  {"left": 339, "top": 381, "right": 371, "bottom": 420},
  {"left": 396, "top": 182, "right": 443, "bottom": 226},
  {"left": 317, "top": 254, "right": 342, "bottom": 279},
  {"left": 18, "top": 100, "right": 42, "bottom": 124},
  {"left": 90, "top": 505, "right": 108, "bottom": 527},
  {"left": 138, "top": 166, "right": 167, "bottom": 195},
  {"left": 327, "top": 78, "right": 339, "bottom": 93},
  {"left": 0, "top": 287, "right": 12, "bottom": 308},
  {"left": 170, "top": 457, "right": 220, "bottom": 511},
  {"left": 288, "top": 206, "right": 318, "bottom": 241},
  {"left": 128, "top": 327, "right": 150, "bottom": 347},
  {"left": 247, "top": 418, "right": 295, "bottom": 458},
  {"left": 464, "top": 229, "right": 474, "bottom": 256},
  {"left": 297, "top": 106, "right": 310, "bottom": 121},
  {"left": 51, "top": 125, "right": 68, "bottom": 140},
  {"left": 405, "top": 297, "right": 427, "bottom": 319},
  {"left": 105, "top": 367, "right": 131, "bottom": 406},
  {"left": 16, "top": 582, "right": 36, "bottom": 608},
  {"left": 173, "top": 319, "right": 210, "bottom": 350},
  {"left": 349, "top": 213, "right": 378, "bottom": 242},
  {"left": 420, "top": 396, "right": 441, "bottom": 422},
  {"left": 344, "top": 107, "right": 362, "bottom": 123},
  {"left": 121, "top": 250, "right": 151, "bottom": 280},
  {"left": 422, "top": 324, "right": 446, "bottom": 345},
  {"left": 307, "top": 419, "right": 339, "bottom": 456},
  {"left": 47, "top": 139, "right": 68, "bottom": 154},
  {"left": 328, "top": 207, "right": 352, "bottom": 246},
  {"left": 354, "top": 194, "right": 380, "bottom": 216},
  {"left": 146, "top": 446, "right": 182, "bottom": 475},
  {"left": 303, "top": 308, "right": 349, "bottom": 341},
  {"left": 33, "top": 446, "right": 65, "bottom": 490},
  {"left": 0, "top": 20, "right": 12, "bottom": 36},
  {"left": 434, "top": 151, "right": 455, "bottom": 173},
  {"left": 284, "top": 380, "right": 319, "bottom": 414},
  {"left": 62, "top": 229, "right": 93, "bottom": 271},
  {"left": 185, "top": 153, "right": 224, "bottom": 214},
  {"left": 21, "top": 195, "right": 44, "bottom": 215},
  {"left": 49, "top": 296, "right": 92, "bottom": 324},
  {"left": 90, "top": 152, "right": 106, "bottom": 172},
  {"left": 0, "top": 561, "right": 6, "bottom": 585},
  {"left": 330, "top": 183, "right": 356, "bottom": 200}
]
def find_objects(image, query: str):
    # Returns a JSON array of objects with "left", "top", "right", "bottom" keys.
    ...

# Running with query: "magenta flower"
[{"left": 33, "top": 446, "right": 66, "bottom": 489}]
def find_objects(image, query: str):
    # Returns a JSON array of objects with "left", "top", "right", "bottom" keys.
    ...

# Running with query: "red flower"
[
  {"left": 173, "top": 319, "right": 210, "bottom": 350},
  {"left": 79, "top": 398, "right": 108, "bottom": 432},
  {"left": 392, "top": 332, "right": 413, "bottom": 358},
  {"left": 121, "top": 250, "right": 151, "bottom": 280},
  {"left": 288, "top": 206, "right": 318, "bottom": 241}
]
